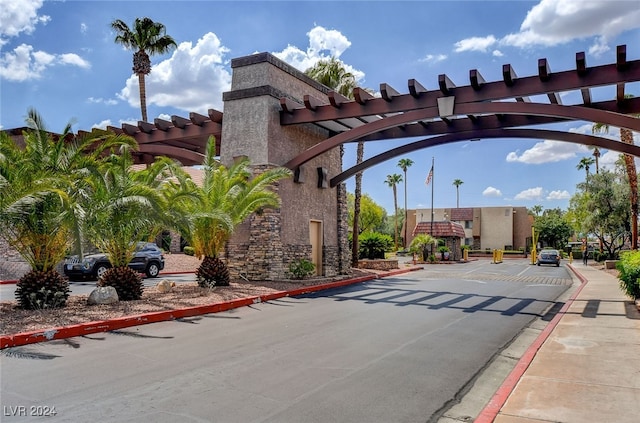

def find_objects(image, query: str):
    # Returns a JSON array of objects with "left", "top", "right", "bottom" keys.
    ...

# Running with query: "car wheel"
[
  {"left": 95, "top": 264, "right": 110, "bottom": 280},
  {"left": 145, "top": 262, "right": 160, "bottom": 278}
]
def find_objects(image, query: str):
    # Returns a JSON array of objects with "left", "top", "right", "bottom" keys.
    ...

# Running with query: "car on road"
[
  {"left": 64, "top": 242, "right": 165, "bottom": 281},
  {"left": 537, "top": 249, "right": 561, "bottom": 267}
]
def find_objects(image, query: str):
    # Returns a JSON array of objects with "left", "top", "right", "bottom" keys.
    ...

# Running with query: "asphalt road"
[{"left": 0, "top": 260, "right": 574, "bottom": 423}]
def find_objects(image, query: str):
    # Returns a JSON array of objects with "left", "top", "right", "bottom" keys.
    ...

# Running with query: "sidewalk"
[{"left": 477, "top": 263, "right": 640, "bottom": 423}]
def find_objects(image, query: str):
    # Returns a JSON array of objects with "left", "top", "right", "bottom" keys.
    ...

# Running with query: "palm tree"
[
  {"left": 593, "top": 110, "right": 638, "bottom": 250},
  {"left": 409, "top": 234, "right": 438, "bottom": 262},
  {"left": 397, "top": 158, "right": 414, "bottom": 249},
  {"left": 111, "top": 17, "right": 177, "bottom": 122},
  {"left": 83, "top": 144, "right": 182, "bottom": 300},
  {"left": 0, "top": 109, "right": 134, "bottom": 308},
  {"left": 177, "top": 137, "right": 292, "bottom": 287},
  {"left": 305, "top": 57, "right": 363, "bottom": 266},
  {"left": 452, "top": 179, "right": 464, "bottom": 208},
  {"left": 576, "top": 156, "right": 595, "bottom": 179},
  {"left": 385, "top": 173, "right": 403, "bottom": 252},
  {"left": 590, "top": 146, "right": 601, "bottom": 174},
  {"left": 530, "top": 205, "right": 543, "bottom": 217},
  {"left": 305, "top": 57, "right": 357, "bottom": 96}
]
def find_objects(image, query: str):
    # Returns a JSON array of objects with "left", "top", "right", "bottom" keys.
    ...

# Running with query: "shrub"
[
  {"left": 98, "top": 266, "right": 144, "bottom": 301},
  {"left": 15, "top": 270, "right": 70, "bottom": 310},
  {"left": 289, "top": 259, "right": 315, "bottom": 279},
  {"left": 616, "top": 251, "right": 640, "bottom": 300},
  {"left": 183, "top": 246, "right": 195, "bottom": 256},
  {"left": 359, "top": 232, "right": 393, "bottom": 259}
]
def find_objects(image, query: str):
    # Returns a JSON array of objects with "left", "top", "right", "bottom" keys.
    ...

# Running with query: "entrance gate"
[{"left": 279, "top": 45, "right": 640, "bottom": 185}]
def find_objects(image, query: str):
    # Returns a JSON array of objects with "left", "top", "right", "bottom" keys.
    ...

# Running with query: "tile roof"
[
  {"left": 450, "top": 208, "right": 473, "bottom": 221},
  {"left": 412, "top": 221, "right": 466, "bottom": 238}
]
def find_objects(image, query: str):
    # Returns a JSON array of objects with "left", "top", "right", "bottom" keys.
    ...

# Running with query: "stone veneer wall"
[{"left": 336, "top": 182, "right": 351, "bottom": 275}]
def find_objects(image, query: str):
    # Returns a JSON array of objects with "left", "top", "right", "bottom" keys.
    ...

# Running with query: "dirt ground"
[{"left": 0, "top": 254, "right": 371, "bottom": 336}]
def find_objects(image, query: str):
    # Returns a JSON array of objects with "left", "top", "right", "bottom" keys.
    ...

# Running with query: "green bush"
[
  {"left": 289, "top": 259, "right": 315, "bottom": 279},
  {"left": 359, "top": 232, "right": 393, "bottom": 259},
  {"left": 616, "top": 250, "right": 640, "bottom": 300},
  {"left": 183, "top": 246, "right": 195, "bottom": 256}
]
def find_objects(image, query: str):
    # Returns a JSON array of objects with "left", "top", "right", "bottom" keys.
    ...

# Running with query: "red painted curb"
[
  {"left": 474, "top": 263, "right": 588, "bottom": 423},
  {"left": 0, "top": 280, "right": 17, "bottom": 285},
  {"left": 0, "top": 268, "right": 419, "bottom": 349}
]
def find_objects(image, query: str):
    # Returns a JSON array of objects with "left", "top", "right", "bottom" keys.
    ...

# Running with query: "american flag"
[{"left": 425, "top": 166, "right": 433, "bottom": 186}]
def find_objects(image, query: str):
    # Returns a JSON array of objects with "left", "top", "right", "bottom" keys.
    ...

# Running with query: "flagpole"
[{"left": 430, "top": 156, "right": 434, "bottom": 236}]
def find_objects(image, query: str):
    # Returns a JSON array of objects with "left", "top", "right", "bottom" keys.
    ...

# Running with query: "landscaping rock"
[
  {"left": 156, "top": 279, "right": 176, "bottom": 293},
  {"left": 87, "top": 286, "right": 119, "bottom": 305}
]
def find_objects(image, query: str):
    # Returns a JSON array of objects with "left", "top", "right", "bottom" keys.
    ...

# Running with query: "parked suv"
[{"left": 64, "top": 242, "right": 165, "bottom": 281}]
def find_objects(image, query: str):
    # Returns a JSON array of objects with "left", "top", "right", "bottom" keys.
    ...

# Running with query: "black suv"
[{"left": 64, "top": 242, "right": 165, "bottom": 281}]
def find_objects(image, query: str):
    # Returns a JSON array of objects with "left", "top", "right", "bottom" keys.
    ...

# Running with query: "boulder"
[
  {"left": 156, "top": 279, "right": 176, "bottom": 293},
  {"left": 87, "top": 286, "right": 119, "bottom": 305}
]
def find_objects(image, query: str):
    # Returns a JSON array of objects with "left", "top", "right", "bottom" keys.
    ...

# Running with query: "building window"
[
  {"left": 465, "top": 238, "right": 473, "bottom": 246},
  {"left": 465, "top": 220, "right": 473, "bottom": 229}
]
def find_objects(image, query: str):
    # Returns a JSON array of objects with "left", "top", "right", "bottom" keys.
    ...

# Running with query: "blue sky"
[{"left": 1, "top": 0, "right": 640, "bottom": 215}]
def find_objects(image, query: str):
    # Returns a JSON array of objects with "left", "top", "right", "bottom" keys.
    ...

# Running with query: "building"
[{"left": 403, "top": 206, "right": 533, "bottom": 252}]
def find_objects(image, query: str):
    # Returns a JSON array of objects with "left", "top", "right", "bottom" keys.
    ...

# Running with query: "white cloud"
[
  {"left": 59, "top": 53, "right": 90, "bottom": 69},
  {"left": 0, "top": 43, "right": 91, "bottom": 81},
  {"left": 92, "top": 119, "right": 112, "bottom": 130},
  {"left": 454, "top": 35, "right": 497, "bottom": 53},
  {"left": 273, "top": 25, "right": 365, "bottom": 83},
  {"left": 419, "top": 54, "right": 447, "bottom": 63},
  {"left": 117, "top": 32, "right": 232, "bottom": 113},
  {"left": 515, "top": 187, "right": 544, "bottom": 201},
  {"left": 80, "top": 23, "right": 88, "bottom": 34},
  {"left": 506, "top": 140, "right": 589, "bottom": 164},
  {"left": 483, "top": 186, "right": 503, "bottom": 197},
  {"left": 88, "top": 97, "right": 117, "bottom": 106},
  {"left": 547, "top": 190, "right": 570, "bottom": 200},
  {"left": 0, "top": 0, "right": 49, "bottom": 45},
  {"left": 492, "top": 50, "right": 504, "bottom": 57},
  {"left": 500, "top": 0, "right": 640, "bottom": 55}
]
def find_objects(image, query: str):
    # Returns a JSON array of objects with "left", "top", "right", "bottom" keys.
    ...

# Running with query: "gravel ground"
[
  {"left": 162, "top": 252, "right": 202, "bottom": 273},
  {"left": 0, "top": 254, "right": 372, "bottom": 336}
]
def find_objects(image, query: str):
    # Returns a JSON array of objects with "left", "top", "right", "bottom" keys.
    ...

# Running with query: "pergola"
[
  {"left": 278, "top": 45, "right": 640, "bottom": 187},
  {"left": 77, "top": 109, "right": 223, "bottom": 166}
]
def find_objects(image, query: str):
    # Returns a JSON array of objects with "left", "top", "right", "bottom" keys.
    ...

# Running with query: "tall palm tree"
[
  {"left": 305, "top": 57, "right": 364, "bottom": 266},
  {"left": 593, "top": 109, "right": 638, "bottom": 249},
  {"left": 397, "top": 158, "right": 414, "bottom": 249},
  {"left": 385, "top": 173, "right": 403, "bottom": 252},
  {"left": 576, "top": 156, "right": 595, "bottom": 179},
  {"left": 590, "top": 146, "right": 601, "bottom": 174},
  {"left": 176, "top": 137, "right": 292, "bottom": 287},
  {"left": 111, "top": 17, "right": 177, "bottom": 122},
  {"left": 452, "top": 179, "right": 464, "bottom": 208}
]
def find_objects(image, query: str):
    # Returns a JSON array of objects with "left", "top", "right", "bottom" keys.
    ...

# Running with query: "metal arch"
[
  {"left": 284, "top": 102, "right": 640, "bottom": 170},
  {"left": 330, "top": 128, "right": 640, "bottom": 187}
]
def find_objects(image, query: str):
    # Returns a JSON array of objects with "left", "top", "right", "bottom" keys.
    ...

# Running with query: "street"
[{"left": 1, "top": 260, "right": 575, "bottom": 422}]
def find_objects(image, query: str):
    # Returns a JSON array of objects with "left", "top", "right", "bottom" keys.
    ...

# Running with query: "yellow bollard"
[{"left": 569, "top": 251, "right": 573, "bottom": 264}]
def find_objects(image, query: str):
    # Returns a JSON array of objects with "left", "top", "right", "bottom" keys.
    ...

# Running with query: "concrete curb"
[
  {"left": 474, "top": 263, "right": 588, "bottom": 423},
  {"left": 0, "top": 267, "right": 421, "bottom": 350}
]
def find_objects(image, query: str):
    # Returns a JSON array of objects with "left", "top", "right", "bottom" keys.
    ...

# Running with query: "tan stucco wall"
[{"left": 221, "top": 53, "right": 342, "bottom": 265}]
